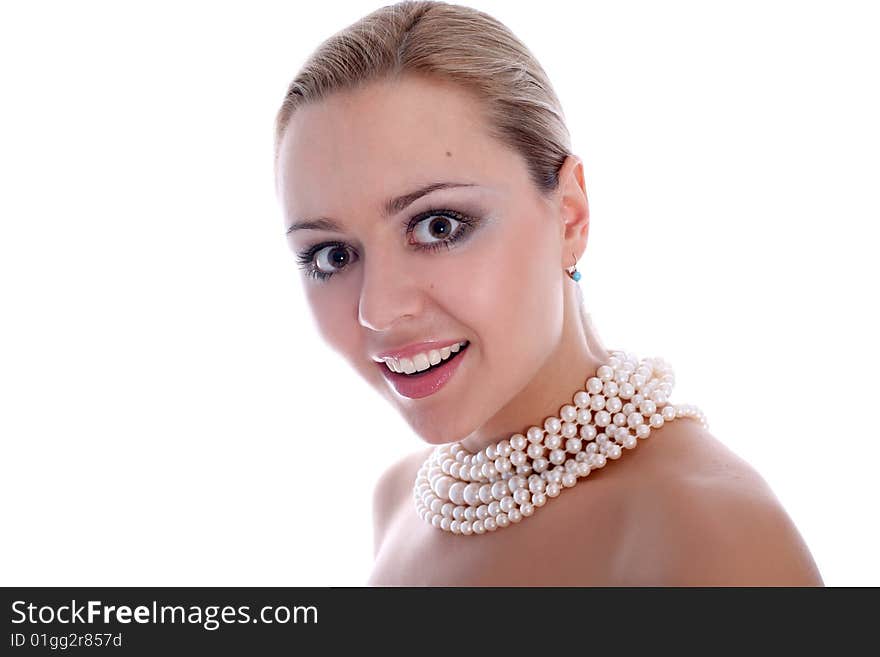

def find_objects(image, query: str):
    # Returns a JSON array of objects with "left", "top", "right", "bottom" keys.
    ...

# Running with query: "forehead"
[{"left": 276, "top": 74, "right": 521, "bottom": 221}]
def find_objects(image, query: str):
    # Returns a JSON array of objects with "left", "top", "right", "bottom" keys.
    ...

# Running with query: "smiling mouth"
[{"left": 394, "top": 341, "right": 470, "bottom": 377}]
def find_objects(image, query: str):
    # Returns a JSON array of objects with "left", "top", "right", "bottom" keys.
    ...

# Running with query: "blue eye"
[{"left": 296, "top": 209, "right": 478, "bottom": 282}]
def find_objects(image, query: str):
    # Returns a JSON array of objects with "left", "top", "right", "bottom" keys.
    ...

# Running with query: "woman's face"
[{"left": 277, "top": 74, "right": 571, "bottom": 445}]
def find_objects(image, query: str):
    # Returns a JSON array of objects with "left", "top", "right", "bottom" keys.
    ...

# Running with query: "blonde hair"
[{"left": 274, "top": 0, "right": 588, "bottom": 325}]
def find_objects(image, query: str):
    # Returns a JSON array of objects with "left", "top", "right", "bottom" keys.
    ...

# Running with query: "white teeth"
[
  {"left": 413, "top": 353, "right": 431, "bottom": 372},
  {"left": 384, "top": 341, "right": 468, "bottom": 374}
]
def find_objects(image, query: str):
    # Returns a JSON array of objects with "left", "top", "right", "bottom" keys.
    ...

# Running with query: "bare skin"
[{"left": 369, "top": 418, "right": 825, "bottom": 586}]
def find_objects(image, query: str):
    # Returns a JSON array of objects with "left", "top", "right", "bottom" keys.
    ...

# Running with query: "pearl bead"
[
  {"left": 433, "top": 475, "right": 453, "bottom": 499},
  {"left": 494, "top": 456, "right": 511, "bottom": 473},
  {"left": 560, "top": 404, "right": 578, "bottom": 422},
  {"left": 577, "top": 408, "right": 592, "bottom": 424},
  {"left": 597, "top": 365, "right": 614, "bottom": 381},
  {"left": 532, "top": 492, "right": 547, "bottom": 507},
  {"left": 566, "top": 437, "right": 582, "bottom": 454},
  {"left": 590, "top": 394, "right": 606, "bottom": 411},
  {"left": 463, "top": 483, "right": 481, "bottom": 506},
  {"left": 573, "top": 390, "right": 590, "bottom": 408},
  {"left": 491, "top": 480, "right": 508, "bottom": 500},
  {"left": 561, "top": 421, "right": 578, "bottom": 438},
  {"left": 527, "top": 443, "right": 544, "bottom": 459},
  {"left": 520, "top": 503, "right": 534, "bottom": 517},
  {"left": 544, "top": 417, "right": 562, "bottom": 435},
  {"left": 500, "top": 496, "right": 515, "bottom": 513},
  {"left": 483, "top": 517, "right": 497, "bottom": 532},
  {"left": 448, "top": 482, "right": 466, "bottom": 505},
  {"left": 586, "top": 377, "right": 603, "bottom": 393},
  {"left": 602, "top": 381, "right": 619, "bottom": 397},
  {"left": 508, "top": 508, "right": 523, "bottom": 523},
  {"left": 488, "top": 500, "right": 500, "bottom": 516},
  {"left": 510, "top": 433, "right": 527, "bottom": 451},
  {"left": 661, "top": 405, "right": 676, "bottom": 421},
  {"left": 546, "top": 482, "right": 561, "bottom": 497},
  {"left": 562, "top": 472, "right": 577, "bottom": 488},
  {"left": 606, "top": 397, "right": 623, "bottom": 414},
  {"left": 544, "top": 433, "right": 562, "bottom": 450},
  {"left": 496, "top": 513, "right": 510, "bottom": 528},
  {"left": 527, "top": 426, "right": 544, "bottom": 443},
  {"left": 628, "top": 412, "right": 643, "bottom": 427}
]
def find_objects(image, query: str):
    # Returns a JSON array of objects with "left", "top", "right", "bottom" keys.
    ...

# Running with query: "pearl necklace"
[{"left": 413, "top": 350, "right": 707, "bottom": 535}]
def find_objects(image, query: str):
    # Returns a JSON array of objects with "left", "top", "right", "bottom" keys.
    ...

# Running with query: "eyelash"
[{"left": 295, "top": 208, "right": 479, "bottom": 281}]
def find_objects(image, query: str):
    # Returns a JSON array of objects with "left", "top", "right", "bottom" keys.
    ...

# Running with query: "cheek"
[
  {"left": 459, "top": 220, "right": 563, "bottom": 353},
  {"left": 306, "top": 287, "right": 362, "bottom": 360}
]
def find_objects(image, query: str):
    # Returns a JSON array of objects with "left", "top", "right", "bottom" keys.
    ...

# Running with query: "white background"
[{"left": 1, "top": 0, "right": 877, "bottom": 586}]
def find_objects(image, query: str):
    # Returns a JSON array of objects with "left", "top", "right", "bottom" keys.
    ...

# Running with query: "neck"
[{"left": 459, "top": 303, "right": 611, "bottom": 455}]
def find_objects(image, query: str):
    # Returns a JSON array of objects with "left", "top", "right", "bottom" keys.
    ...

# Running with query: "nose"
[{"left": 357, "top": 249, "right": 424, "bottom": 332}]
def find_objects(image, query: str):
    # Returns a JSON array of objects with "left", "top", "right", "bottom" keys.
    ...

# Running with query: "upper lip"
[{"left": 371, "top": 339, "right": 468, "bottom": 362}]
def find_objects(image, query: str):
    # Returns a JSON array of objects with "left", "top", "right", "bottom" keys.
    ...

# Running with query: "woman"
[{"left": 273, "top": 1, "right": 823, "bottom": 586}]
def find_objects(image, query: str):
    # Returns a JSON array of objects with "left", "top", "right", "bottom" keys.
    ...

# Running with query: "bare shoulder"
[
  {"left": 371, "top": 445, "right": 433, "bottom": 558},
  {"left": 609, "top": 419, "right": 825, "bottom": 586}
]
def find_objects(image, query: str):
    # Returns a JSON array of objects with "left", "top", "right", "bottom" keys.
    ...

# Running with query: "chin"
[{"left": 404, "top": 409, "right": 471, "bottom": 446}]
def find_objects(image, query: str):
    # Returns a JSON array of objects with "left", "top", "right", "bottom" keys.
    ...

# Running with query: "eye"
[
  {"left": 406, "top": 210, "right": 476, "bottom": 251},
  {"left": 296, "top": 240, "right": 357, "bottom": 280}
]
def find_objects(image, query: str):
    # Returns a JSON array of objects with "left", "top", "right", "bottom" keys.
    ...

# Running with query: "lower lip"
[{"left": 378, "top": 343, "right": 470, "bottom": 400}]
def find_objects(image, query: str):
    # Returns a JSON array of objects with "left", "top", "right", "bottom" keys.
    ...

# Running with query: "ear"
[{"left": 555, "top": 154, "right": 590, "bottom": 269}]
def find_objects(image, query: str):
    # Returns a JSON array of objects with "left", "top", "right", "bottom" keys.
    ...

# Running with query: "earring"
[{"left": 565, "top": 252, "right": 581, "bottom": 282}]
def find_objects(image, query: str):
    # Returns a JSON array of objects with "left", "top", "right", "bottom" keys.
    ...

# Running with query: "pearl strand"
[{"left": 413, "top": 350, "right": 707, "bottom": 535}]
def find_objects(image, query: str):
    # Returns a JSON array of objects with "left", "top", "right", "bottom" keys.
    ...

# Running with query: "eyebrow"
[{"left": 285, "top": 181, "right": 476, "bottom": 234}]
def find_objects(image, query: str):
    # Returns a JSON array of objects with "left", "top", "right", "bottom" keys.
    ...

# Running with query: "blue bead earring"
[{"left": 565, "top": 253, "right": 581, "bottom": 282}]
